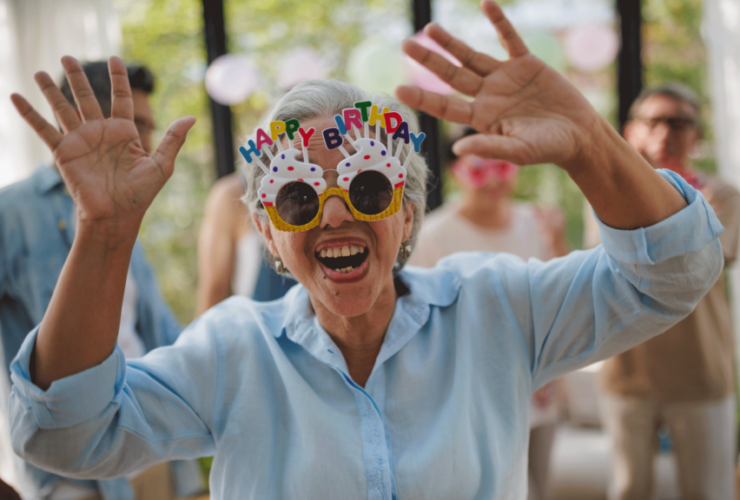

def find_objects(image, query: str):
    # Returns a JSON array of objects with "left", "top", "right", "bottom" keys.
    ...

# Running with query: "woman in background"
[{"left": 196, "top": 173, "right": 293, "bottom": 315}]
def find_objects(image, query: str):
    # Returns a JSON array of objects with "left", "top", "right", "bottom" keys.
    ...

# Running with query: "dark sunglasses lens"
[
  {"left": 276, "top": 182, "right": 320, "bottom": 226},
  {"left": 349, "top": 171, "right": 394, "bottom": 216}
]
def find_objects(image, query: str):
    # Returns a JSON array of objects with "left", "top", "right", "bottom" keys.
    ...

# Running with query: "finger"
[
  {"left": 108, "top": 56, "right": 134, "bottom": 121},
  {"left": 33, "top": 71, "right": 82, "bottom": 133},
  {"left": 395, "top": 85, "right": 473, "bottom": 124},
  {"left": 401, "top": 39, "right": 483, "bottom": 97},
  {"left": 453, "top": 133, "right": 527, "bottom": 165},
  {"left": 481, "top": 0, "right": 529, "bottom": 58},
  {"left": 151, "top": 116, "right": 196, "bottom": 178},
  {"left": 61, "top": 56, "right": 104, "bottom": 121},
  {"left": 424, "top": 23, "right": 501, "bottom": 77},
  {"left": 10, "top": 93, "right": 63, "bottom": 150}
]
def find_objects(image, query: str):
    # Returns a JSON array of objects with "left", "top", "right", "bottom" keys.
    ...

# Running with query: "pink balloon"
[
  {"left": 564, "top": 24, "right": 619, "bottom": 73},
  {"left": 277, "top": 48, "right": 328, "bottom": 89},
  {"left": 205, "top": 55, "right": 259, "bottom": 105},
  {"left": 405, "top": 31, "right": 461, "bottom": 95}
]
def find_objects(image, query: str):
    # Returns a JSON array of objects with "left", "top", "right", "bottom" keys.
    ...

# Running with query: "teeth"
[
  {"left": 337, "top": 266, "right": 355, "bottom": 274},
  {"left": 317, "top": 245, "right": 367, "bottom": 259}
]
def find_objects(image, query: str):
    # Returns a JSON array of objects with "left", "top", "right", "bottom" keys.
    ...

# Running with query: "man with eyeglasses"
[
  {"left": 585, "top": 84, "right": 740, "bottom": 500},
  {"left": 0, "top": 62, "right": 203, "bottom": 500}
]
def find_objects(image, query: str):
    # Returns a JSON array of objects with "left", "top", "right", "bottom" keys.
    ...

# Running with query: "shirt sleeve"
[
  {"left": 8, "top": 312, "right": 222, "bottom": 478},
  {"left": 522, "top": 169, "right": 724, "bottom": 389}
]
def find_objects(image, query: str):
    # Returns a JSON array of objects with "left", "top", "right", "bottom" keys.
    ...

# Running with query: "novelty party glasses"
[
  {"left": 240, "top": 102, "right": 425, "bottom": 232},
  {"left": 453, "top": 157, "right": 518, "bottom": 189}
]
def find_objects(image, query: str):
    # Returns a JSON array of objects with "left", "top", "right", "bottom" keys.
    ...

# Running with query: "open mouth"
[{"left": 315, "top": 244, "right": 368, "bottom": 274}]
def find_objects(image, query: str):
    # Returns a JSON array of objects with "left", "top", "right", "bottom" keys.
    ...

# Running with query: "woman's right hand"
[{"left": 11, "top": 56, "right": 195, "bottom": 242}]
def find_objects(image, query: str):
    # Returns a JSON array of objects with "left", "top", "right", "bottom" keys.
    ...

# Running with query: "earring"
[
  {"left": 275, "top": 258, "right": 285, "bottom": 275},
  {"left": 400, "top": 241, "right": 412, "bottom": 260}
]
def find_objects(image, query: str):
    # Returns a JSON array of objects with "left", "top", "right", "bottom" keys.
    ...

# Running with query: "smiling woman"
[{"left": 5, "top": 2, "right": 726, "bottom": 499}]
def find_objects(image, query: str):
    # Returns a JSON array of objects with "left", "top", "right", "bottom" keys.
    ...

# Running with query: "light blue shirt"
[{"left": 9, "top": 171, "right": 724, "bottom": 500}]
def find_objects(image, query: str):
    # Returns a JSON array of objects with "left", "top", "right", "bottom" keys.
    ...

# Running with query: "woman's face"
[{"left": 255, "top": 115, "right": 415, "bottom": 318}]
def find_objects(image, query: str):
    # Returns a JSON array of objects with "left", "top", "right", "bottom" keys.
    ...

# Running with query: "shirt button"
[
  {"left": 63, "top": 187, "right": 70, "bottom": 197},
  {"left": 58, "top": 219, "right": 67, "bottom": 231}
]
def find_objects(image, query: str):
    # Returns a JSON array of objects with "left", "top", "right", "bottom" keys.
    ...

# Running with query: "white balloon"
[
  {"left": 205, "top": 55, "right": 259, "bottom": 105},
  {"left": 564, "top": 24, "right": 619, "bottom": 73},
  {"left": 277, "top": 48, "right": 328, "bottom": 89},
  {"left": 346, "top": 36, "right": 406, "bottom": 95}
]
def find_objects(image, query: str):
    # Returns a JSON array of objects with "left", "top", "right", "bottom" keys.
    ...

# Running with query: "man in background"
[
  {"left": 586, "top": 84, "right": 740, "bottom": 500},
  {"left": 0, "top": 61, "right": 203, "bottom": 500}
]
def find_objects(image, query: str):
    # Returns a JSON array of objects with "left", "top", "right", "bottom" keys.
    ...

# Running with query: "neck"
[
  {"left": 457, "top": 191, "right": 512, "bottom": 229},
  {"left": 310, "top": 276, "right": 398, "bottom": 387}
]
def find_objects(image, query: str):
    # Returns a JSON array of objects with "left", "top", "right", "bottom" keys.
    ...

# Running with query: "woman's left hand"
[{"left": 396, "top": 0, "right": 598, "bottom": 170}]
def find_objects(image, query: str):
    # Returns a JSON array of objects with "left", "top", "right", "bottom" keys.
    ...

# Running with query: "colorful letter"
[
  {"left": 333, "top": 114, "right": 348, "bottom": 135},
  {"left": 239, "top": 140, "right": 261, "bottom": 164},
  {"left": 343, "top": 108, "right": 363, "bottom": 132},
  {"left": 392, "top": 121, "right": 410, "bottom": 144},
  {"left": 269, "top": 121, "right": 286, "bottom": 141},
  {"left": 410, "top": 132, "right": 426, "bottom": 153},
  {"left": 323, "top": 128, "right": 343, "bottom": 150},
  {"left": 285, "top": 118, "right": 301, "bottom": 141},
  {"left": 255, "top": 128, "right": 273, "bottom": 150},
  {"left": 368, "top": 105, "right": 389, "bottom": 127},
  {"left": 298, "top": 127, "right": 315, "bottom": 148},
  {"left": 354, "top": 101, "right": 372, "bottom": 122},
  {"left": 384, "top": 111, "right": 403, "bottom": 133}
]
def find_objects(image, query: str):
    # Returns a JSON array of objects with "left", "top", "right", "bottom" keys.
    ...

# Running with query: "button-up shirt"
[
  {"left": 0, "top": 167, "right": 203, "bottom": 499},
  {"left": 9, "top": 171, "right": 724, "bottom": 500}
]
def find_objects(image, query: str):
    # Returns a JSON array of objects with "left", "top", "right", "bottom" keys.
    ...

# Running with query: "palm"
[
  {"left": 397, "top": 1, "right": 598, "bottom": 167},
  {"left": 54, "top": 119, "right": 163, "bottom": 222},
  {"left": 11, "top": 56, "right": 194, "bottom": 230}
]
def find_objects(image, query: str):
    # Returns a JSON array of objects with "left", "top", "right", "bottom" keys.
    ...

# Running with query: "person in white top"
[{"left": 409, "top": 128, "right": 569, "bottom": 500}]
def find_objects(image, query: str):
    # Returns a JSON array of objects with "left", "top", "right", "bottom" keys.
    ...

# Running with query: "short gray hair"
[
  {"left": 241, "top": 79, "right": 429, "bottom": 271},
  {"left": 628, "top": 83, "right": 702, "bottom": 131}
]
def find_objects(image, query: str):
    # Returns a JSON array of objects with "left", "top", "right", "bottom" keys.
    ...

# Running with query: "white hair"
[{"left": 241, "top": 79, "right": 429, "bottom": 271}]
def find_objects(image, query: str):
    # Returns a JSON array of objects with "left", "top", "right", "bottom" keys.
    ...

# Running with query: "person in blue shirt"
[
  {"left": 0, "top": 62, "right": 203, "bottom": 499},
  {"left": 5, "top": 3, "right": 725, "bottom": 499}
]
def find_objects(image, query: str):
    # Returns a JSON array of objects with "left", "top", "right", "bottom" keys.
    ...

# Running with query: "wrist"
[
  {"left": 75, "top": 218, "right": 140, "bottom": 253},
  {"left": 559, "top": 115, "right": 617, "bottom": 176}
]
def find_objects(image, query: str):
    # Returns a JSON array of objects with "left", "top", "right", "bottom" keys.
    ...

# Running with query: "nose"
[{"left": 320, "top": 194, "right": 355, "bottom": 229}]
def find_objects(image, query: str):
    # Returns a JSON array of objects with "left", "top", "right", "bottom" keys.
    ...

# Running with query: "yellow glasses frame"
[{"left": 264, "top": 183, "right": 405, "bottom": 232}]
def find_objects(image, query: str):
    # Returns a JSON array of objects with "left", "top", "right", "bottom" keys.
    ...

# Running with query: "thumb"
[
  {"left": 452, "top": 133, "right": 525, "bottom": 165},
  {"left": 151, "top": 116, "right": 196, "bottom": 178}
]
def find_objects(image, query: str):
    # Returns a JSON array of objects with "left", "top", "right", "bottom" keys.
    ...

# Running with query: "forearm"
[
  {"left": 563, "top": 116, "right": 687, "bottom": 230},
  {"left": 33, "top": 221, "right": 137, "bottom": 389}
]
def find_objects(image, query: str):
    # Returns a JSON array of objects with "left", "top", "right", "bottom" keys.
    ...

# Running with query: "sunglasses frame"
[{"left": 264, "top": 181, "right": 405, "bottom": 232}]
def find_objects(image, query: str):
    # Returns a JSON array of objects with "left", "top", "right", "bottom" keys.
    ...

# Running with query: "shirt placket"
[{"left": 338, "top": 370, "right": 395, "bottom": 500}]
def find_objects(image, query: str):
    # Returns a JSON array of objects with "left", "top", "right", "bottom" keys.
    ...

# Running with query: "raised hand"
[
  {"left": 396, "top": 0, "right": 599, "bottom": 169},
  {"left": 10, "top": 56, "right": 195, "bottom": 239}
]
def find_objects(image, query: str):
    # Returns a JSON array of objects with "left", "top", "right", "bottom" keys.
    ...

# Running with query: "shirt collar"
[
  {"left": 279, "top": 266, "right": 461, "bottom": 375},
  {"left": 32, "top": 166, "right": 65, "bottom": 195}
]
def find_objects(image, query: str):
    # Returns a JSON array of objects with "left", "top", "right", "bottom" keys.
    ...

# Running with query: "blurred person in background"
[
  {"left": 409, "top": 128, "right": 569, "bottom": 500},
  {"left": 196, "top": 172, "right": 294, "bottom": 316},
  {"left": 584, "top": 84, "right": 740, "bottom": 500},
  {"left": 0, "top": 61, "right": 204, "bottom": 500}
]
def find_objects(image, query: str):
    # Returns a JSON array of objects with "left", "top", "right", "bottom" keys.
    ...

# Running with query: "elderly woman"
[{"left": 8, "top": 3, "right": 723, "bottom": 499}]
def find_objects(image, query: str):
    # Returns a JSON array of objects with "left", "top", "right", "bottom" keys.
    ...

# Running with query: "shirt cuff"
[
  {"left": 10, "top": 325, "right": 125, "bottom": 429},
  {"left": 595, "top": 169, "right": 724, "bottom": 264}
]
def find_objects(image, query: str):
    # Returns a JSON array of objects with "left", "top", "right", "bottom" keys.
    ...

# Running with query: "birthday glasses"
[
  {"left": 240, "top": 102, "right": 425, "bottom": 232},
  {"left": 453, "top": 157, "right": 518, "bottom": 189}
]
